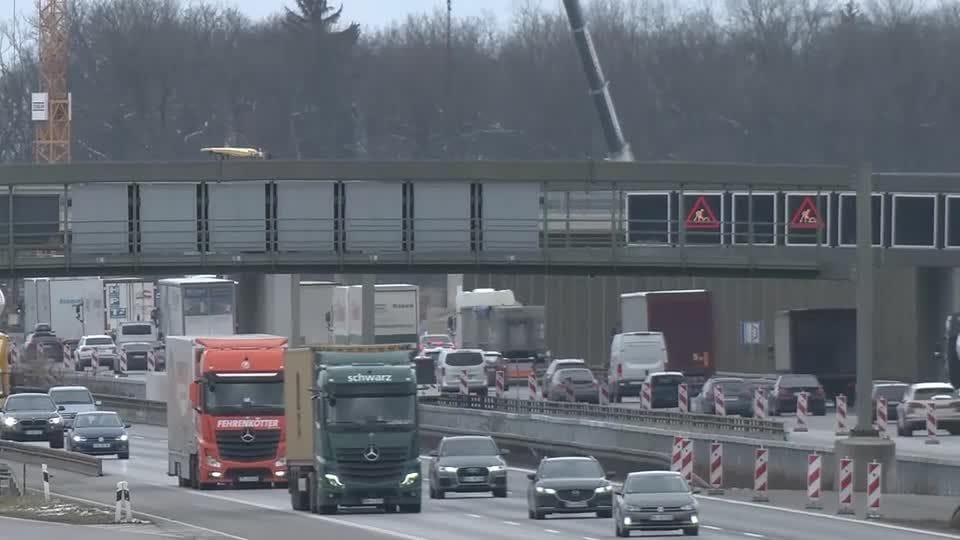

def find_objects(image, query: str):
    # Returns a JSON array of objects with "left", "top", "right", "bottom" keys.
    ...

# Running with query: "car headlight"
[
  {"left": 535, "top": 486, "right": 556, "bottom": 494},
  {"left": 595, "top": 485, "right": 613, "bottom": 493},
  {"left": 72, "top": 435, "right": 85, "bottom": 442},
  {"left": 400, "top": 472, "right": 419, "bottom": 486},
  {"left": 119, "top": 434, "right": 128, "bottom": 441},
  {"left": 625, "top": 504, "right": 643, "bottom": 512},
  {"left": 2, "top": 417, "right": 16, "bottom": 427},
  {"left": 48, "top": 417, "right": 62, "bottom": 425},
  {"left": 487, "top": 465, "right": 505, "bottom": 472},
  {"left": 206, "top": 456, "right": 222, "bottom": 468},
  {"left": 324, "top": 473, "right": 344, "bottom": 488},
  {"left": 440, "top": 466, "right": 458, "bottom": 473},
  {"left": 681, "top": 503, "right": 696, "bottom": 511}
]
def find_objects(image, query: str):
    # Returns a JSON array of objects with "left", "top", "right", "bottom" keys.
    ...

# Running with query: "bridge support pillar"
[
  {"left": 234, "top": 273, "right": 302, "bottom": 344},
  {"left": 916, "top": 267, "right": 954, "bottom": 380}
]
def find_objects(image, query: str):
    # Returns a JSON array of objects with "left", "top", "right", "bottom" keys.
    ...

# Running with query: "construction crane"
[
  {"left": 33, "top": 0, "right": 71, "bottom": 163},
  {"left": 562, "top": 0, "right": 633, "bottom": 161}
]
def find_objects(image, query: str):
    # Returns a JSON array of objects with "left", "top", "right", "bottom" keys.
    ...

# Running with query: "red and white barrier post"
[
  {"left": 115, "top": 350, "right": 128, "bottom": 376},
  {"left": 641, "top": 381, "right": 652, "bottom": 410},
  {"left": 564, "top": 378, "right": 576, "bottom": 403},
  {"left": 7, "top": 340, "right": 17, "bottom": 367},
  {"left": 714, "top": 384, "right": 726, "bottom": 416},
  {"left": 678, "top": 383, "right": 689, "bottom": 413},
  {"left": 527, "top": 372, "right": 539, "bottom": 401},
  {"left": 754, "top": 388, "right": 767, "bottom": 420},
  {"left": 708, "top": 441, "right": 723, "bottom": 495},
  {"left": 752, "top": 447, "right": 769, "bottom": 502},
  {"left": 926, "top": 402, "right": 939, "bottom": 445},
  {"left": 837, "top": 456, "right": 854, "bottom": 515},
  {"left": 147, "top": 350, "right": 157, "bottom": 372},
  {"left": 91, "top": 349, "right": 100, "bottom": 371},
  {"left": 670, "top": 436, "right": 683, "bottom": 472},
  {"left": 875, "top": 396, "right": 888, "bottom": 438},
  {"left": 494, "top": 370, "right": 505, "bottom": 399},
  {"left": 805, "top": 453, "right": 822, "bottom": 509},
  {"left": 458, "top": 372, "right": 468, "bottom": 396},
  {"left": 835, "top": 394, "right": 849, "bottom": 435},
  {"left": 598, "top": 376, "right": 610, "bottom": 406},
  {"left": 794, "top": 391, "right": 809, "bottom": 432},
  {"left": 866, "top": 460, "right": 882, "bottom": 519},
  {"left": 62, "top": 346, "right": 73, "bottom": 371},
  {"left": 681, "top": 438, "right": 693, "bottom": 484}
]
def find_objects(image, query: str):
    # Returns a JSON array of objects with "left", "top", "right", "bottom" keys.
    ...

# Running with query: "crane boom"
[
  {"left": 562, "top": 0, "right": 633, "bottom": 161},
  {"left": 34, "top": 0, "right": 71, "bottom": 163}
]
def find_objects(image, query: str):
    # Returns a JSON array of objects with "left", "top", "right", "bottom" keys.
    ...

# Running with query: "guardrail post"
[
  {"left": 805, "top": 453, "right": 822, "bottom": 509},
  {"left": 794, "top": 392, "right": 809, "bottom": 432},
  {"left": 835, "top": 394, "right": 849, "bottom": 435},
  {"left": 115, "top": 480, "right": 131, "bottom": 522},
  {"left": 837, "top": 456, "right": 854, "bottom": 515},
  {"left": 708, "top": 441, "right": 723, "bottom": 495},
  {"left": 678, "top": 383, "right": 688, "bottom": 413},
  {"left": 875, "top": 397, "right": 888, "bottom": 438},
  {"left": 41, "top": 463, "right": 50, "bottom": 502},
  {"left": 866, "top": 461, "right": 882, "bottom": 519},
  {"left": 926, "top": 402, "right": 940, "bottom": 445}
]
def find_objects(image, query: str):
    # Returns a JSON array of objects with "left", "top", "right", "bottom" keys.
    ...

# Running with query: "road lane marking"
[
  {"left": 743, "top": 533, "right": 765, "bottom": 538},
  {"left": 467, "top": 513, "right": 482, "bottom": 518},
  {"left": 544, "top": 529, "right": 559, "bottom": 533},
  {"left": 703, "top": 525, "right": 723, "bottom": 530},
  {"left": 503, "top": 521, "right": 519, "bottom": 525}
]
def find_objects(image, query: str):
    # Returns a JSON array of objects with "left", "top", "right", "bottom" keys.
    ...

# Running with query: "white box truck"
[
  {"left": 103, "top": 277, "right": 156, "bottom": 332},
  {"left": 156, "top": 277, "right": 236, "bottom": 338},
  {"left": 23, "top": 277, "right": 106, "bottom": 341},
  {"left": 331, "top": 284, "right": 419, "bottom": 344}
]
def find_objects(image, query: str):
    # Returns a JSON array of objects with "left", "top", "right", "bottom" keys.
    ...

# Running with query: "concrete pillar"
[
  {"left": 234, "top": 273, "right": 264, "bottom": 334},
  {"left": 916, "top": 268, "right": 953, "bottom": 381}
]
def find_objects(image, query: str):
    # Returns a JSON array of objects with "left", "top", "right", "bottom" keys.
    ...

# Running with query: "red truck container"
[{"left": 619, "top": 290, "right": 715, "bottom": 391}]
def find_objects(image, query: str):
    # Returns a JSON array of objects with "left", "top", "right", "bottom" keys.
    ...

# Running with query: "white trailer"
[
  {"left": 23, "top": 277, "right": 106, "bottom": 340},
  {"left": 332, "top": 284, "right": 420, "bottom": 344},
  {"left": 453, "top": 288, "right": 517, "bottom": 348},
  {"left": 300, "top": 281, "right": 337, "bottom": 344},
  {"left": 103, "top": 277, "right": 156, "bottom": 332},
  {"left": 156, "top": 277, "right": 236, "bottom": 338}
]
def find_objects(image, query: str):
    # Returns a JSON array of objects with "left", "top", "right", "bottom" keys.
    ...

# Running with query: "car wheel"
[
  {"left": 118, "top": 452, "right": 129, "bottom": 460},
  {"left": 317, "top": 505, "right": 337, "bottom": 515},
  {"left": 533, "top": 510, "right": 546, "bottom": 520},
  {"left": 436, "top": 488, "right": 446, "bottom": 499},
  {"left": 596, "top": 509, "right": 612, "bottom": 518},
  {"left": 528, "top": 508, "right": 535, "bottom": 519},
  {"left": 48, "top": 434, "right": 64, "bottom": 449},
  {"left": 683, "top": 526, "right": 699, "bottom": 536},
  {"left": 399, "top": 503, "right": 421, "bottom": 513}
]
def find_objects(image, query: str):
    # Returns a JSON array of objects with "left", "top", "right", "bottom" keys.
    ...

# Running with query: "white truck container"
[
  {"left": 453, "top": 288, "right": 517, "bottom": 348},
  {"left": 300, "top": 281, "right": 337, "bottom": 344},
  {"left": 103, "top": 278, "right": 156, "bottom": 332},
  {"left": 23, "top": 277, "right": 106, "bottom": 341},
  {"left": 331, "top": 284, "right": 420, "bottom": 344},
  {"left": 156, "top": 277, "right": 236, "bottom": 338}
]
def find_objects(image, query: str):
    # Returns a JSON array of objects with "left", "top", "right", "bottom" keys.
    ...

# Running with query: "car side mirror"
[
  {"left": 57, "top": 405, "right": 65, "bottom": 411},
  {"left": 428, "top": 450, "right": 439, "bottom": 457},
  {"left": 95, "top": 401, "right": 102, "bottom": 406},
  {"left": 526, "top": 473, "right": 536, "bottom": 480},
  {"left": 499, "top": 449, "right": 510, "bottom": 456},
  {"left": 692, "top": 488, "right": 701, "bottom": 494},
  {"left": 124, "top": 423, "right": 131, "bottom": 429}
]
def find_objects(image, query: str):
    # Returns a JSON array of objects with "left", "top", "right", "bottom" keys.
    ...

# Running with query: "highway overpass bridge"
[{"left": 0, "top": 160, "right": 959, "bottom": 277}]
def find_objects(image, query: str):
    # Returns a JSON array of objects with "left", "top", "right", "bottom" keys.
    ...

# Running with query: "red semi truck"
[
  {"left": 619, "top": 290, "right": 715, "bottom": 392},
  {"left": 167, "top": 334, "right": 288, "bottom": 489}
]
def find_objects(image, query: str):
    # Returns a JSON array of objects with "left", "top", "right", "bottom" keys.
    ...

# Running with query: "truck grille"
[
  {"left": 215, "top": 430, "right": 280, "bottom": 461},
  {"left": 556, "top": 489, "right": 594, "bottom": 502},
  {"left": 334, "top": 446, "right": 407, "bottom": 481}
]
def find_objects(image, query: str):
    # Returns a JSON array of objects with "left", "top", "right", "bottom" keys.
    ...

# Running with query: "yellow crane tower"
[{"left": 33, "top": 0, "right": 71, "bottom": 163}]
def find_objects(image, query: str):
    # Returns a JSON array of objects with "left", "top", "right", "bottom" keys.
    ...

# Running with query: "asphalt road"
[{"left": 18, "top": 424, "right": 957, "bottom": 540}]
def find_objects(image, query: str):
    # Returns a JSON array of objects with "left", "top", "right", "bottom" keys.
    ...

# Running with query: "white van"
[
  {"left": 116, "top": 321, "right": 158, "bottom": 347},
  {"left": 437, "top": 349, "right": 488, "bottom": 397},
  {"left": 608, "top": 332, "right": 668, "bottom": 403}
]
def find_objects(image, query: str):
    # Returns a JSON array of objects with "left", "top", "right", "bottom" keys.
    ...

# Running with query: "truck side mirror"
[{"left": 189, "top": 382, "right": 201, "bottom": 412}]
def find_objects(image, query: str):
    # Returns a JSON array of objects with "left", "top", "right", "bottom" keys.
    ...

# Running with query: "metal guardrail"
[
  {"left": 0, "top": 440, "right": 102, "bottom": 477},
  {"left": 419, "top": 395, "right": 787, "bottom": 438}
]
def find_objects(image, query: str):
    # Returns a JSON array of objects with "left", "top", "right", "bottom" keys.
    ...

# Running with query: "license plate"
[
  {"left": 650, "top": 514, "right": 673, "bottom": 521},
  {"left": 238, "top": 476, "right": 259, "bottom": 483},
  {"left": 25, "top": 430, "right": 42, "bottom": 436},
  {"left": 93, "top": 443, "right": 110, "bottom": 448},
  {"left": 565, "top": 501, "right": 588, "bottom": 508},
  {"left": 463, "top": 476, "right": 485, "bottom": 482},
  {"left": 362, "top": 498, "right": 384, "bottom": 505}
]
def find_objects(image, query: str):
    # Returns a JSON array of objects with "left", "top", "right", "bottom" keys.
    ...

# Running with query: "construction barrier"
[
  {"left": 458, "top": 372, "right": 468, "bottom": 395},
  {"left": 926, "top": 402, "right": 939, "bottom": 445},
  {"left": 754, "top": 388, "right": 767, "bottom": 420},
  {"left": 527, "top": 373, "right": 539, "bottom": 401},
  {"left": 598, "top": 376, "right": 610, "bottom": 406},
  {"left": 835, "top": 394, "right": 849, "bottom": 435},
  {"left": 640, "top": 381, "right": 652, "bottom": 410},
  {"left": 805, "top": 453, "right": 822, "bottom": 509},
  {"left": 794, "top": 392, "right": 809, "bottom": 432},
  {"left": 837, "top": 456, "right": 854, "bottom": 515},
  {"left": 495, "top": 370, "right": 505, "bottom": 399},
  {"left": 876, "top": 397, "right": 888, "bottom": 438},
  {"left": 708, "top": 441, "right": 723, "bottom": 495},
  {"left": 670, "top": 435, "right": 683, "bottom": 472},
  {"left": 146, "top": 350, "right": 156, "bottom": 372},
  {"left": 564, "top": 378, "right": 575, "bottom": 402},
  {"left": 752, "top": 447, "right": 769, "bottom": 502},
  {"left": 680, "top": 438, "right": 693, "bottom": 483},
  {"left": 91, "top": 350, "right": 100, "bottom": 371},
  {"left": 678, "top": 383, "right": 688, "bottom": 413},
  {"left": 62, "top": 346, "right": 73, "bottom": 371},
  {"left": 115, "top": 350, "right": 128, "bottom": 376},
  {"left": 114, "top": 480, "right": 132, "bottom": 522},
  {"left": 714, "top": 385, "right": 726, "bottom": 417},
  {"left": 866, "top": 461, "right": 882, "bottom": 519}
]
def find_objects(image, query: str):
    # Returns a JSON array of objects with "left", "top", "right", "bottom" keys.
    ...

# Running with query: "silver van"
[{"left": 437, "top": 349, "right": 488, "bottom": 397}]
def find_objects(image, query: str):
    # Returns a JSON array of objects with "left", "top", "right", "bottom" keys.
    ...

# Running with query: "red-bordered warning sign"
[
  {"left": 685, "top": 196, "right": 720, "bottom": 230},
  {"left": 790, "top": 196, "right": 823, "bottom": 230}
]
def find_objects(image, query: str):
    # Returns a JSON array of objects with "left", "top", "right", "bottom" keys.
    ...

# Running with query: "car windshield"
[
  {"left": 422, "top": 335, "right": 451, "bottom": 345},
  {"left": 440, "top": 438, "right": 498, "bottom": 457},
  {"left": 875, "top": 385, "right": 908, "bottom": 400},
  {"left": 914, "top": 387, "right": 956, "bottom": 400},
  {"left": 85, "top": 337, "right": 113, "bottom": 346},
  {"left": 325, "top": 395, "right": 415, "bottom": 426},
  {"left": 49, "top": 389, "right": 93, "bottom": 405},
  {"left": 74, "top": 414, "right": 122, "bottom": 428},
  {"left": 540, "top": 460, "right": 603, "bottom": 478},
  {"left": 780, "top": 375, "right": 820, "bottom": 387},
  {"left": 556, "top": 368, "right": 594, "bottom": 383},
  {"left": 5, "top": 395, "right": 56, "bottom": 411},
  {"left": 625, "top": 474, "right": 689, "bottom": 494},
  {"left": 713, "top": 380, "right": 746, "bottom": 393},
  {"left": 204, "top": 381, "right": 283, "bottom": 415},
  {"left": 445, "top": 352, "right": 483, "bottom": 367},
  {"left": 121, "top": 324, "right": 153, "bottom": 336}
]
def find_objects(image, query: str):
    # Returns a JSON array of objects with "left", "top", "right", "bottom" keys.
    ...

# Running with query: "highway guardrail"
[
  {"left": 93, "top": 394, "right": 166, "bottom": 426},
  {"left": 0, "top": 441, "right": 102, "bottom": 477},
  {"left": 419, "top": 395, "right": 788, "bottom": 440}
]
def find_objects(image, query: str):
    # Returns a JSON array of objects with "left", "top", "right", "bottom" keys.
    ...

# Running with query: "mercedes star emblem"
[
  {"left": 657, "top": 506, "right": 664, "bottom": 513},
  {"left": 240, "top": 429, "right": 256, "bottom": 443},
  {"left": 362, "top": 445, "right": 380, "bottom": 462}
]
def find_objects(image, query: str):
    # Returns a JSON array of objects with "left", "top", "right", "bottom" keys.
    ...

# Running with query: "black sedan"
[
  {"left": 427, "top": 435, "right": 509, "bottom": 498},
  {"left": 527, "top": 456, "right": 614, "bottom": 519},
  {"left": 66, "top": 411, "right": 130, "bottom": 459},
  {"left": 0, "top": 393, "right": 65, "bottom": 448}
]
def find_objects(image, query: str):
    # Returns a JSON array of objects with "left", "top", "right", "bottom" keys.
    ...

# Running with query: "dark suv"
[
  {"left": 427, "top": 435, "right": 509, "bottom": 499},
  {"left": 0, "top": 393, "right": 65, "bottom": 448},
  {"left": 768, "top": 374, "right": 827, "bottom": 416}
]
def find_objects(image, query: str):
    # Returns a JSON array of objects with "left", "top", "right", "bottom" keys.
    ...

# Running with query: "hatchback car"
[
  {"left": 48, "top": 386, "right": 100, "bottom": 428},
  {"left": 427, "top": 435, "right": 509, "bottom": 498},
  {"left": 546, "top": 367, "right": 598, "bottom": 403},
  {"left": 66, "top": 411, "right": 130, "bottom": 459},
  {"left": 768, "top": 374, "right": 827, "bottom": 416},
  {"left": 543, "top": 358, "right": 587, "bottom": 395},
  {"left": 613, "top": 471, "right": 700, "bottom": 537},
  {"left": 693, "top": 377, "right": 753, "bottom": 416},
  {"left": 527, "top": 456, "right": 613, "bottom": 519},
  {"left": 871, "top": 382, "right": 908, "bottom": 422}
]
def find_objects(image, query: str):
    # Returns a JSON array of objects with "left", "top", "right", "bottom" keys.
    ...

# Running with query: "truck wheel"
[
  {"left": 48, "top": 434, "right": 64, "bottom": 449},
  {"left": 317, "top": 505, "right": 337, "bottom": 515},
  {"left": 291, "top": 488, "right": 310, "bottom": 511},
  {"left": 493, "top": 487, "right": 507, "bottom": 498},
  {"left": 190, "top": 455, "right": 200, "bottom": 489},
  {"left": 399, "top": 503, "right": 421, "bottom": 513}
]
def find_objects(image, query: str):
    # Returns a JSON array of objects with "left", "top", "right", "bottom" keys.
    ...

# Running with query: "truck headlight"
[
  {"left": 119, "top": 434, "right": 128, "bottom": 441},
  {"left": 400, "top": 472, "right": 419, "bottom": 486},
  {"left": 440, "top": 466, "right": 458, "bottom": 473},
  {"left": 535, "top": 486, "right": 556, "bottom": 494},
  {"left": 2, "top": 417, "right": 16, "bottom": 427},
  {"left": 324, "top": 473, "right": 344, "bottom": 488},
  {"left": 487, "top": 465, "right": 504, "bottom": 472},
  {"left": 48, "top": 417, "right": 62, "bottom": 425},
  {"left": 206, "top": 456, "right": 222, "bottom": 468},
  {"left": 595, "top": 485, "right": 613, "bottom": 493}
]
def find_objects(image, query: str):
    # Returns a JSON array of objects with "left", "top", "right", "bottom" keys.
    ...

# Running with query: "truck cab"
[{"left": 286, "top": 345, "right": 421, "bottom": 515}]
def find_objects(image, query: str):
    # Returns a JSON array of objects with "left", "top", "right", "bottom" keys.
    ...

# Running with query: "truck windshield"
[
  {"left": 49, "top": 389, "right": 93, "bottom": 405},
  {"left": 204, "top": 381, "right": 283, "bottom": 415},
  {"left": 121, "top": 324, "right": 153, "bottom": 336},
  {"left": 326, "top": 395, "right": 416, "bottom": 426}
]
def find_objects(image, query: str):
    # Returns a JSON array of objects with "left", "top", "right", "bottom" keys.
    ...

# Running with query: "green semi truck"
[{"left": 285, "top": 344, "right": 422, "bottom": 514}]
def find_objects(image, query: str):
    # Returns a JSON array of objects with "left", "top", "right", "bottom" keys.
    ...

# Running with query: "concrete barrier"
[
  {"left": 93, "top": 394, "right": 166, "bottom": 426},
  {"left": 0, "top": 441, "right": 102, "bottom": 477}
]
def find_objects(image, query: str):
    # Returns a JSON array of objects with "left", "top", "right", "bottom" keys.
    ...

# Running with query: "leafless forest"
[{"left": 0, "top": 0, "right": 956, "bottom": 168}]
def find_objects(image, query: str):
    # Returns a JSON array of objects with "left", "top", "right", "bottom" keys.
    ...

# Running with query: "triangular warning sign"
[
  {"left": 790, "top": 196, "right": 823, "bottom": 230},
  {"left": 685, "top": 196, "right": 720, "bottom": 230}
]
